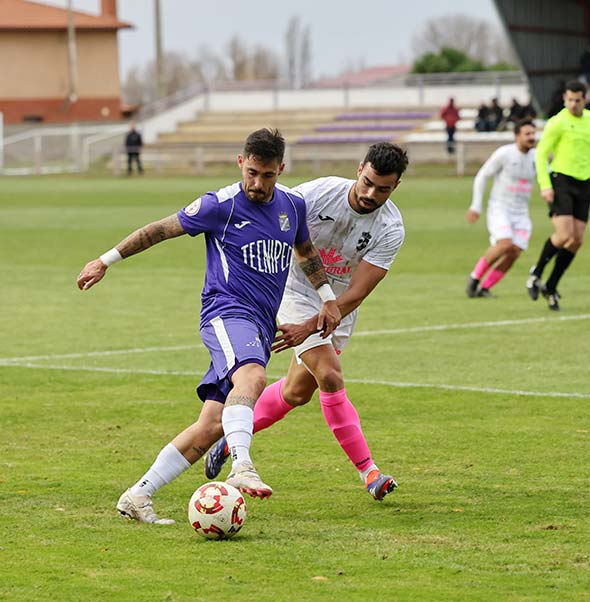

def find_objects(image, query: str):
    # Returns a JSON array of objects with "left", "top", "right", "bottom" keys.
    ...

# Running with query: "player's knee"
[
  {"left": 233, "top": 364, "right": 267, "bottom": 398},
  {"left": 509, "top": 245, "right": 521, "bottom": 260},
  {"left": 316, "top": 366, "right": 344, "bottom": 393},
  {"left": 281, "top": 380, "right": 314, "bottom": 406},
  {"left": 496, "top": 239, "right": 512, "bottom": 253},
  {"left": 249, "top": 371, "right": 268, "bottom": 397},
  {"left": 567, "top": 235, "right": 583, "bottom": 251}
]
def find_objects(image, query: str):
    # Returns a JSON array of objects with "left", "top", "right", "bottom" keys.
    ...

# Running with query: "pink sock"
[
  {"left": 471, "top": 257, "right": 490, "bottom": 280},
  {"left": 253, "top": 378, "right": 294, "bottom": 433},
  {"left": 319, "top": 389, "right": 373, "bottom": 472},
  {"left": 481, "top": 269, "right": 506, "bottom": 290}
]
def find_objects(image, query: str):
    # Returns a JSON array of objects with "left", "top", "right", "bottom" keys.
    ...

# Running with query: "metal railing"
[
  {"left": 136, "top": 71, "right": 526, "bottom": 118},
  {"left": 0, "top": 123, "right": 127, "bottom": 176},
  {"left": 0, "top": 70, "right": 528, "bottom": 176}
]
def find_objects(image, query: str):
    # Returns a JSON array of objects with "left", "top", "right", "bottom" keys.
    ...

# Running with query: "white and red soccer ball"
[{"left": 188, "top": 481, "right": 247, "bottom": 540}]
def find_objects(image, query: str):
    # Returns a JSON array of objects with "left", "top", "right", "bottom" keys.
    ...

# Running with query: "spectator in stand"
[
  {"left": 487, "top": 98, "right": 505, "bottom": 131},
  {"left": 475, "top": 102, "right": 490, "bottom": 132},
  {"left": 440, "top": 97, "right": 461, "bottom": 155},
  {"left": 522, "top": 99, "right": 537, "bottom": 120},
  {"left": 125, "top": 121, "right": 144, "bottom": 176},
  {"left": 546, "top": 80, "right": 566, "bottom": 118},
  {"left": 507, "top": 98, "right": 525, "bottom": 124}
]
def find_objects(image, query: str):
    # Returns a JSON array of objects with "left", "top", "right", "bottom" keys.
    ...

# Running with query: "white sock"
[
  {"left": 222, "top": 405, "right": 254, "bottom": 467},
  {"left": 130, "top": 443, "right": 191, "bottom": 497},
  {"left": 359, "top": 463, "right": 379, "bottom": 482}
]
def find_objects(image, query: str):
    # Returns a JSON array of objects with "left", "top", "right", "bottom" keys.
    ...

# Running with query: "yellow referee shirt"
[{"left": 535, "top": 107, "right": 590, "bottom": 190}]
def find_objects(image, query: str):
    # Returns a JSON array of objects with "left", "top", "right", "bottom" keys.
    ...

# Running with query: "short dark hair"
[
  {"left": 514, "top": 118, "right": 535, "bottom": 134},
  {"left": 565, "top": 80, "right": 587, "bottom": 95},
  {"left": 243, "top": 128, "right": 285, "bottom": 163},
  {"left": 363, "top": 142, "right": 409, "bottom": 177}
]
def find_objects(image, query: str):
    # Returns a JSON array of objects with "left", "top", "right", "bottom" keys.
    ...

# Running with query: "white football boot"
[
  {"left": 116, "top": 489, "right": 175, "bottom": 525},
  {"left": 226, "top": 461, "right": 273, "bottom": 499}
]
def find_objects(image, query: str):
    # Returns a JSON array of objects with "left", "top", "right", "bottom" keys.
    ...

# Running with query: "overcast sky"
[{"left": 44, "top": 0, "right": 503, "bottom": 79}]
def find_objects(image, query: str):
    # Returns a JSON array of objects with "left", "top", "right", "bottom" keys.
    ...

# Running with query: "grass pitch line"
[
  {"left": 0, "top": 343, "right": 203, "bottom": 363},
  {"left": 3, "top": 361, "right": 590, "bottom": 399},
  {"left": 353, "top": 313, "right": 590, "bottom": 337},
  {"left": 345, "top": 378, "right": 590, "bottom": 399},
  {"left": 2, "top": 362, "right": 199, "bottom": 376},
  {"left": 2, "top": 313, "right": 590, "bottom": 365}
]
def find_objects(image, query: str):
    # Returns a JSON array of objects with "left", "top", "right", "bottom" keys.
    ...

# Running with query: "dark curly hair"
[
  {"left": 363, "top": 142, "right": 409, "bottom": 177},
  {"left": 243, "top": 128, "right": 285, "bottom": 163}
]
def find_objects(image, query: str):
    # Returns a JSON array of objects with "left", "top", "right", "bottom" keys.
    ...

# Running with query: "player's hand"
[
  {"left": 316, "top": 300, "right": 341, "bottom": 339},
  {"left": 77, "top": 258, "right": 107, "bottom": 290},
  {"left": 541, "top": 188, "right": 555, "bottom": 203},
  {"left": 272, "top": 318, "right": 318, "bottom": 353},
  {"left": 465, "top": 209, "right": 480, "bottom": 224}
]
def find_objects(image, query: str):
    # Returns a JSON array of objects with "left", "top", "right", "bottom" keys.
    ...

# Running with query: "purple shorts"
[{"left": 196, "top": 316, "right": 271, "bottom": 403}]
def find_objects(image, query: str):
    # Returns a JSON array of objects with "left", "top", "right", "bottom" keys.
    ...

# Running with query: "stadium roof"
[
  {"left": 492, "top": 0, "right": 590, "bottom": 112},
  {"left": 0, "top": 0, "right": 132, "bottom": 31}
]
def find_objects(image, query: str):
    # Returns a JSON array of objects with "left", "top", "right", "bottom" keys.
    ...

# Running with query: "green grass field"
[{"left": 1, "top": 172, "right": 590, "bottom": 601}]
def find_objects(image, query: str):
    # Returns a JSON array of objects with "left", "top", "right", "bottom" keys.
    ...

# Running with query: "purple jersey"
[{"left": 177, "top": 182, "right": 309, "bottom": 345}]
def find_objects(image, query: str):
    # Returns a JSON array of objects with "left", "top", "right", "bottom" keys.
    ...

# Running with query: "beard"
[{"left": 246, "top": 188, "right": 270, "bottom": 203}]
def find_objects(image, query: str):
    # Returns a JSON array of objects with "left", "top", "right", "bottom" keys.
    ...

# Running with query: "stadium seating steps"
[
  {"left": 153, "top": 108, "right": 437, "bottom": 147},
  {"left": 141, "top": 107, "right": 544, "bottom": 169}
]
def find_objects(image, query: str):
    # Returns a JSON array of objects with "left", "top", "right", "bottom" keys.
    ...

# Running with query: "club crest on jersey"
[
  {"left": 356, "top": 231, "right": 372, "bottom": 251},
  {"left": 185, "top": 198, "right": 201, "bottom": 216},
  {"left": 278, "top": 212, "right": 291, "bottom": 232}
]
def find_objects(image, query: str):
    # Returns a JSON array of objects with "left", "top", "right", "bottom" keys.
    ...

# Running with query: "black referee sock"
[
  {"left": 545, "top": 248, "right": 576, "bottom": 293},
  {"left": 533, "top": 238, "right": 559, "bottom": 278}
]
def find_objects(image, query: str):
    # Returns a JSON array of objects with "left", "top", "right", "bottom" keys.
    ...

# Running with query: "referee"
[{"left": 526, "top": 80, "right": 590, "bottom": 310}]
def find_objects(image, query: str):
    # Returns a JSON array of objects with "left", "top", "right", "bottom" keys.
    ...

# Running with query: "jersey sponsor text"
[{"left": 241, "top": 239, "right": 293, "bottom": 274}]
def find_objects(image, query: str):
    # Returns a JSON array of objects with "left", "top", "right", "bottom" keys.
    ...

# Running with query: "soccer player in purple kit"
[
  {"left": 77, "top": 129, "right": 340, "bottom": 524},
  {"left": 206, "top": 142, "right": 408, "bottom": 502}
]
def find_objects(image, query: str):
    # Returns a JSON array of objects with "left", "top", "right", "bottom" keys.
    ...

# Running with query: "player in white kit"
[
  {"left": 465, "top": 119, "right": 537, "bottom": 297},
  {"left": 205, "top": 142, "right": 408, "bottom": 501}
]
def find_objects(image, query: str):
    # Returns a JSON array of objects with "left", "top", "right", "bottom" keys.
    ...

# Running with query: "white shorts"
[
  {"left": 277, "top": 291, "right": 357, "bottom": 360},
  {"left": 486, "top": 204, "right": 532, "bottom": 250}
]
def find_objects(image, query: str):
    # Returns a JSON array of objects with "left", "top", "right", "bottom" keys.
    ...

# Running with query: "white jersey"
[
  {"left": 287, "top": 176, "right": 405, "bottom": 298},
  {"left": 470, "top": 144, "right": 536, "bottom": 215}
]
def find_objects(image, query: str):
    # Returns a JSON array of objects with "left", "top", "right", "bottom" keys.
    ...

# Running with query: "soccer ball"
[{"left": 188, "top": 481, "right": 247, "bottom": 540}]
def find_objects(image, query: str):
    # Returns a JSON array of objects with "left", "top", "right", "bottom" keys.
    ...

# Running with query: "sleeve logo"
[{"left": 185, "top": 198, "right": 202, "bottom": 216}]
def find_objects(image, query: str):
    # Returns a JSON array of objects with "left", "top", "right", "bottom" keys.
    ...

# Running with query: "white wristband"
[
  {"left": 99, "top": 248, "right": 123, "bottom": 267},
  {"left": 317, "top": 283, "right": 336, "bottom": 302}
]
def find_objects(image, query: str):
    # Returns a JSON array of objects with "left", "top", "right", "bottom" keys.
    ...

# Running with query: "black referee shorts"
[{"left": 549, "top": 172, "right": 590, "bottom": 222}]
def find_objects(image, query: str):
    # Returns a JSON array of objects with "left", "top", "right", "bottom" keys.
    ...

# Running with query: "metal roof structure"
[{"left": 492, "top": 0, "right": 590, "bottom": 113}]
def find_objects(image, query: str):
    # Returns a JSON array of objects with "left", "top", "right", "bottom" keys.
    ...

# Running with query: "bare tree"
[
  {"left": 411, "top": 14, "right": 516, "bottom": 65},
  {"left": 122, "top": 36, "right": 280, "bottom": 105},
  {"left": 162, "top": 52, "right": 193, "bottom": 96},
  {"left": 194, "top": 46, "right": 228, "bottom": 84},
  {"left": 121, "top": 65, "right": 145, "bottom": 105},
  {"left": 285, "top": 15, "right": 300, "bottom": 87},
  {"left": 226, "top": 35, "right": 280, "bottom": 81},
  {"left": 251, "top": 45, "right": 280, "bottom": 80},
  {"left": 227, "top": 35, "right": 251, "bottom": 80},
  {"left": 122, "top": 52, "right": 204, "bottom": 104},
  {"left": 284, "top": 16, "right": 314, "bottom": 88},
  {"left": 299, "top": 25, "right": 312, "bottom": 87}
]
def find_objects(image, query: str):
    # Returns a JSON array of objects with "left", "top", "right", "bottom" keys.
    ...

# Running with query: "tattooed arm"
[
  {"left": 294, "top": 238, "right": 329, "bottom": 289},
  {"left": 117, "top": 214, "right": 186, "bottom": 258},
  {"left": 77, "top": 214, "right": 186, "bottom": 290},
  {"left": 293, "top": 238, "right": 341, "bottom": 337}
]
